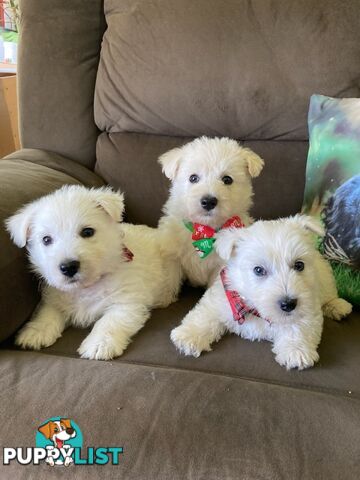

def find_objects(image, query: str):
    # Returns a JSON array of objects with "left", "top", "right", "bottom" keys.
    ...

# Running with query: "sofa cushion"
[
  {"left": 95, "top": 0, "right": 360, "bottom": 139},
  {"left": 0, "top": 349, "right": 359, "bottom": 479},
  {"left": 12, "top": 285, "right": 358, "bottom": 398},
  {"left": 96, "top": 132, "right": 308, "bottom": 226},
  {"left": 0, "top": 149, "right": 104, "bottom": 343},
  {"left": 4, "top": 286, "right": 354, "bottom": 399}
]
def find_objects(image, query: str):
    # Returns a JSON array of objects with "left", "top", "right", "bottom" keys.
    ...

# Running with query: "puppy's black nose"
[
  {"left": 66, "top": 427, "right": 75, "bottom": 435},
  {"left": 59, "top": 260, "right": 80, "bottom": 278},
  {"left": 279, "top": 297, "right": 297, "bottom": 313},
  {"left": 200, "top": 195, "right": 218, "bottom": 211}
]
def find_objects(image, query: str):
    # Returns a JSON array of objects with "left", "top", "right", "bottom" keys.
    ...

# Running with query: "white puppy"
[
  {"left": 6, "top": 185, "right": 180, "bottom": 360},
  {"left": 158, "top": 136, "right": 264, "bottom": 287},
  {"left": 171, "top": 216, "right": 352, "bottom": 370}
]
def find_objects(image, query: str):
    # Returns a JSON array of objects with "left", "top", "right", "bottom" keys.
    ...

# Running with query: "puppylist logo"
[{"left": 3, "top": 417, "right": 123, "bottom": 467}]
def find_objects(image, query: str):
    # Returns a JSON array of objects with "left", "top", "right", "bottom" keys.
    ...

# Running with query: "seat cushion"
[
  {"left": 96, "top": 132, "right": 308, "bottom": 226},
  {"left": 95, "top": 0, "right": 360, "bottom": 139},
  {"left": 9, "top": 285, "right": 359, "bottom": 398},
  {"left": 1, "top": 348, "right": 359, "bottom": 479},
  {"left": 0, "top": 149, "right": 104, "bottom": 342}
]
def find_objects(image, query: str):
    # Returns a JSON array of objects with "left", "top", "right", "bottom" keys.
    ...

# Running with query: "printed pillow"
[{"left": 302, "top": 94, "right": 360, "bottom": 306}]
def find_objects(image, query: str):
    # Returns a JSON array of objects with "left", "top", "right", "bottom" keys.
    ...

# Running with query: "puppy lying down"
[
  {"left": 171, "top": 216, "right": 352, "bottom": 370},
  {"left": 6, "top": 186, "right": 181, "bottom": 360}
]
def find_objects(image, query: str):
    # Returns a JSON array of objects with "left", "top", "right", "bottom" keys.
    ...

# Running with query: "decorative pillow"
[{"left": 302, "top": 94, "right": 360, "bottom": 305}]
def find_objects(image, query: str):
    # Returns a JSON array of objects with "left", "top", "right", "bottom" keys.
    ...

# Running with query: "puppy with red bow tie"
[
  {"left": 158, "top": 136, "right": 264, "bottom": 288},
  {"left": 171, "top": 216, "right": 352, "bottom": 369},
  {"left": 7, "top": 186, "right": 181, "bottom": 360}
]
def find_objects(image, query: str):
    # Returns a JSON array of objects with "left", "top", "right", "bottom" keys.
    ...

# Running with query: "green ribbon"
[
  {"left": 183, "top": 221, "right": 194, "bottom": 233},
  {"left": 192, "top": 238, "right": 216, "bottom": 258},
  {"left": 183, "top": 220, "right": 216, "bottom": 259}
]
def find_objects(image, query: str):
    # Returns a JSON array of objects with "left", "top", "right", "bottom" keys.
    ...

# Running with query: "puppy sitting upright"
[
  {"left": 6, "top": 186, "right": 180, "bottom": 360},
  {"left": 171, "top": 216, "right": 352, "bottom": 369},
  {"left": 159, "top": 136, "right": 264, "bottom": 287}
]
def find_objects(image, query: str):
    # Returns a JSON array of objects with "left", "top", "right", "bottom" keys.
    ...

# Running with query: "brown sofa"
[{"left": 0, "top": 1, "right": 359, "bottom": 478}]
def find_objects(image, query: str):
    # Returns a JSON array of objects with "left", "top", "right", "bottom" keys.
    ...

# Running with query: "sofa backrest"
[
  {"left": 18, "top": 0, "right": 360, "bottom": 225},
  {"left": 18, "top": 0, "right": 106, "bottom": 167},
  {"left": 95, "top": 0, "right": 360, "bottom": 141},
  {"left": 92, "top": 0, "right": 360, "bottom": 226}
]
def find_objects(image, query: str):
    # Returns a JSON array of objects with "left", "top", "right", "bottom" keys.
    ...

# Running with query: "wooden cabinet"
[{"left": 0, "top": 71, "right": 19, "bottom": 157}]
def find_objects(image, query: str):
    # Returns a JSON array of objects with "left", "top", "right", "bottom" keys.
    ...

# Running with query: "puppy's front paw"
[
  {"left": 275, "top": 347, "right": 319, "bottom": 370},
  {"left": 15, "top": 322, "right": 61, "bottom": 350},
  {"left": 323, "top": 298, "right": 352, "bottom": 321},
  {"left": 46, "top": 457, "right": 55, "bottom": 467},
  {"left": 64, "top": 456, "right": 73, "bottom": 466},
  {"left": 78, "top": 332, "right": 127, "bottom": 360},
  {"left": 171, "top": 324, "right": 212, "bottom": 357}
]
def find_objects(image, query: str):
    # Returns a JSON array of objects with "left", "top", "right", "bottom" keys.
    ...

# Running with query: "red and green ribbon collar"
[{"left": 183, "top": 215, "right": 245, "bottom": 259}]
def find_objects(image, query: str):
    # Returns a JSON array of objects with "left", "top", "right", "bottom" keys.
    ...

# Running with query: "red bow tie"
[
  {"left": 184, "top": 216, "right": 245, "bottom": 258},
  {"left": 220, "top": 267, "right": 263, "bottom": 324}
]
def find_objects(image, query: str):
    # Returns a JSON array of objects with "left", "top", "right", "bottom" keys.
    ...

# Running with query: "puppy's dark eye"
[
  {"left": 80, "top": 227, "right": 95, "bottom": 238},
  {"left": 54, "top": 428, "right": 58, "bottom": 433},
  {"left": 42, "top": 235, "right": 53, "bottom": 246},
  {"left": 294, "top": 260, "right": 304, "bottom": 272},
  {"left": 189, "top": 174, "right": 199, "bottom": 183},
  {"left": 253, "top": 266, "right": 267, "bottom": 277},
  {"left": 222, "top": 175, "right": 233, "bottom": 185}
]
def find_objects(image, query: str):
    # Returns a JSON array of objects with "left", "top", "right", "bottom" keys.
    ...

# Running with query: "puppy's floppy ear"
[
  {"left": 215, "top": 228, "right": 246, "bottom": 261},
  {"left": 91, "top": 187, "right": 125, "bottom": 222},
  {"left": 5, "top": 202, "right": 38, "bottom": 248},
  {"left": 292, "top": 214, "right": 325, "bottom": 237},
  {"left": 61, "top": 418, "right": 72, "bottom": 429},
  {"left": 158, "top": 147, "right": 183, "bottom": 180},
  {"left": 38, "top": 421, "right": 52, "bottom": 439},
  {"left": 242, "top": 147, "right": 264, "bottom": 178}
]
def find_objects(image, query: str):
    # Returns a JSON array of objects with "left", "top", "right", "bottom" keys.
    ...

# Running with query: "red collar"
[{"left": 220, "top": 267, "right": 263, "bottom": 324}]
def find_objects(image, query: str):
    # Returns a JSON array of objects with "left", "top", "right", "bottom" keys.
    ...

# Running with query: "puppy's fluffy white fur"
[
  {"left": 6, "top": 185, "right": 180, "bottom": 360},
  {"left": 171, "top": 216, "right": 352, "bottom": 370},
  {"left": 159, "top": 136, "right": 264, "bottom": 287}
]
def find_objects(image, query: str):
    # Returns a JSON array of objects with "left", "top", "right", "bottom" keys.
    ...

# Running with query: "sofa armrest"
[{"left": 0, "top": 148, "right": 104, "bottom": 343}]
